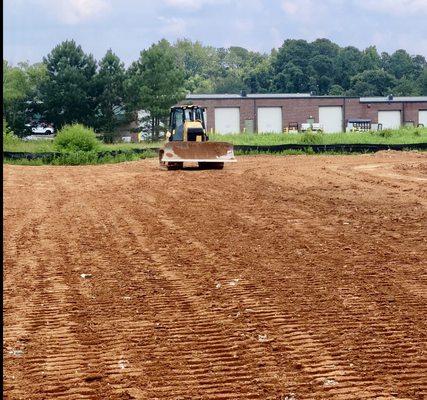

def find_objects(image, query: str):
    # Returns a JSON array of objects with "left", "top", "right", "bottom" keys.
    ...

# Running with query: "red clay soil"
[{"left": 3, "top": 152, "right": 427, "bottom": 400}]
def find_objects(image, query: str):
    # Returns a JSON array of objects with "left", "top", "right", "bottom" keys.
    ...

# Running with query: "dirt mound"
[
  {"left": 394, "top": 162, "right": 427, "bottom": 174},
  {"left": 3, "top": 153, "right": 427, "bottom": 399}
]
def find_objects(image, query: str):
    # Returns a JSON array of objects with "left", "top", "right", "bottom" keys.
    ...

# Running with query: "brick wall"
[{"left": 184, "top": 97, "right": 427, "bottom": 132}]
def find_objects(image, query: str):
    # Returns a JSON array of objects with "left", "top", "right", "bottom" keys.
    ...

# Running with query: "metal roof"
[
  {"left": 186, "top": 93, "right": 311, "bottom": 99},
  {"left": 186, "top": 94, "right": 427, "bottom": 102},
  {"left": 360, "top": 96, "right": 427, "bottom": 103}
]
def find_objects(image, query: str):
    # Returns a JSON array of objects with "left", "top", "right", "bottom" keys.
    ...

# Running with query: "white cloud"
[
  {"left": 235, "top": 19, "right": 254, "bottom": 33},
  {"left": 158, "top": 16, "right": 187, "bottom": 36},
  {"left": 281, "top": 0, "right": 346, "bottom": 20},
  {"left": 282, "top": 0, "right": 311, "bottom": 15},
  {"left": 358, "top": 0, "right": 427, "bottom": 16},
  {"left": 40, "top": 0, "right": 111, "bottom": 24},
  {"left": 163, "top": 0, "right": 230, "bottom": 9},
  {"left": 281, "top": 0, "right": 338, "bottom": 15}
]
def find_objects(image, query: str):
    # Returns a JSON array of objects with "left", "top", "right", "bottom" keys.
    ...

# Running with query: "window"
[{"left": 174, "top": 109, "right": 184, "bottom": 128}]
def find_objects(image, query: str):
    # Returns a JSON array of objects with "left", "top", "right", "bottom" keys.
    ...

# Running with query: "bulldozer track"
[{"left": 3, "top": 152, "right": 427, "bottom": 399}]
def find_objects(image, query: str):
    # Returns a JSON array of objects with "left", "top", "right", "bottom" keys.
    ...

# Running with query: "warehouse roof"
[
  {"left": 186, "top": 93, "right": 311, "bottom": 99},
  {"left": 360, "top": 96, "right": 427, "bottom": 103},
  {"left": 186, "top": 93, "right": 427, "bottom": 102}
]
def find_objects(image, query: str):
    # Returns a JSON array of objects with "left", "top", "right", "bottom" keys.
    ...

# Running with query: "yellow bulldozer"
[{"left": 159, "top": 105, "right": 236, "bottom": 170}]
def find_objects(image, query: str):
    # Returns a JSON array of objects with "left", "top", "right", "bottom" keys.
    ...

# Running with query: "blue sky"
[{"left": 4, "top": 0, "right": 427, "bottom": 65}]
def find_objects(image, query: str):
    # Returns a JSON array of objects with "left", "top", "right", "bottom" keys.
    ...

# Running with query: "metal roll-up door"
[
  {"left": 257, "top": 107, "right": 282, "bottom": 133},
  {"left": 378, "top": 111, "right": 401, "bottom": 129},
  {"left": 214, "top": 108, "right": 240, "bottom": 134},
  {"left": 319, "top": 106, "right": 343, "bottom": 133},
  {"left": 418, "top": 110, "right": 427, "bottom": 127}
]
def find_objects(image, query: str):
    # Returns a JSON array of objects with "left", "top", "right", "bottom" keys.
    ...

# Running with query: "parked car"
[
  {"left": 26, "top": 123, "right": 55, "bottom": 135},
  {"left": 23, "top": 123, "right": 55, "bottom": 141}
]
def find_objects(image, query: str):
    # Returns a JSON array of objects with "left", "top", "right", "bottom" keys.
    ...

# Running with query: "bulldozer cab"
[{"left": 168, "top": 105, "right": 207, "bottom": 142}]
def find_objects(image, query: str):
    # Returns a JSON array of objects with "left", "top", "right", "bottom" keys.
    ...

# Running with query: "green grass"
[
  {"left": 3, "top": 158, "right": 46, "bottom": 166},
  {"left": 3, "top": 139, "right": 55, "bottom": 153},
  {"left": 4, "top": 149, "right": 157, "bottom": 166},
  {"left": 3, "top": 139, "right": 161, "bottom": 153},
  {"left": 210, "top": 127, "right": 427, "bottom": 146},
  {"left": 5, "top": 127, "right": 426, "bottom": 154},
  {"left": 4, "top": 126, "right": 426, "bottom": 165}
]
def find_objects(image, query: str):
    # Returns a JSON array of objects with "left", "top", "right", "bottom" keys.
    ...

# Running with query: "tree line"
[{"left": 3, "top": 38, "right": 427, "bottom": 139}]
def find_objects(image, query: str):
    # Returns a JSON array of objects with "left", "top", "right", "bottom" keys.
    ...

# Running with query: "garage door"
[
  {"left": 319, "top": 106, "right": 343, "bottom": 133},
  {"left": 378, "top": 111, "right": 401, "bottom": 129},
  {"left": 257, "top": 107, "right": 282, "bottom": 133},
  {"left": 214, "top": 108, "right": 240, "bottom": 134},
  {"left": 419, "top": 110, "right": 427, "bottom": 127}
]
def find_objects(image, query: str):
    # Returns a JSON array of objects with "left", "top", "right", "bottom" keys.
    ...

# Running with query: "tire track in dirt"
[
  {"left": 3, "top": 178, "right": 92, "bottom": 399},
  {"left": 123, "top": 158, "right": 427, "bottom": 398},
  {"left": 113, "top": 167, "right": 414, "bottom": 398},
  {"left": 3, "top": 154, "right": 427, "bottom": 399}
]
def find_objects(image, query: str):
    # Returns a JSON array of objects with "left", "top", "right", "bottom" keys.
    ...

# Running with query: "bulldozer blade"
[{"left": 160, "top": 141, "right": 236, "bottom": 163}]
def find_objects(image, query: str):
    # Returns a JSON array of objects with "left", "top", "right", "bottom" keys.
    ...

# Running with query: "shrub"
[
  {"left": 54, "top": 124, "right": 101, "bottom": 153},
  {"left": 3, "top": 119, "right": 20, "bottom": 148},
  {"left": 377, "top": 129, "right": 393, "bottom": 138},
  {"left": 300, "top": 131, "right": 324, "bottom": 144}
]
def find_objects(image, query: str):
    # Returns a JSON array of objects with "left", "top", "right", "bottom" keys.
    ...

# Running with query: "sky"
[{"left": 4, "top": 0, "right": 427, "bottom": 65}]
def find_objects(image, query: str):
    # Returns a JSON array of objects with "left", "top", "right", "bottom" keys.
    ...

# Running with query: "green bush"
[
  {"left": 300, "top": 131, "right": 324, "bottom": 144},
  {"left": 54, "top": 124, "right": 101, "bottom": 153},
  {"left": 3, "top": 119, "right": 20, "bottom": 148},
  {"left": 377, "top": 129, "right": 394, "bottom": 138}
]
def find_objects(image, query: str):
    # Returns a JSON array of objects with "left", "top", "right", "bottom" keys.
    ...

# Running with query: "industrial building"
[{"left": 184, "top": 94, "right": 427, "bottom": 134}]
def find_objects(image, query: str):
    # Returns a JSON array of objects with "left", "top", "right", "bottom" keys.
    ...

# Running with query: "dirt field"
[{"left": 3, "top": 152, "right": 427, "bottom": 400}]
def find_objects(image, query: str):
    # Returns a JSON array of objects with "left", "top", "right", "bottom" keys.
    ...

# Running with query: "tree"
[
  {"left": 3, "top": 61, "right": 47, "bottom": 134},
  {"left": 272, "top": 40, "right": 314, "bottom": 92},
  {"left": 309, "top": 54, "right": 335, "bottom": 94},
  {"left": 329, "top": 84, "right": 345, "bottom": 95},
  {"left": 174, "top": 39, "right": 220, "bottom": 94},
  {"left": 273, "top": 39, "right": 312, "bottom": 72},
  {"left": 127, "top": 39, "right": 186, "bottom": 139},
  {"left": 360, "top": 46, "right": 381, "bottom": 71},
  {"left": 335, "top": 46, "right": 363, "bottom": 90},
  {"left": 387, "top": 50, "right": 416, "bottom": 79},
  {"left": 417, "top": 68, "right": 427, "bottom": 95},
  {"left": 244, "top": 57, "right": 274, "bottom": 93},
  {"left": 214, "top": 69, "right": 247, "bottom": 93},
  {"left": 40, "top": 40, "right": 97, "bottom": 128},
  {"left": 94, "top": 50, "right": 126, "bottom": 138},
  {"left": 174, "top": 39, "right": 219, "bottom": 80},
  {"left": 185, "top": 75, "right": 215, "bottom": 94},
  {"left": 273, "top": 62, "right": 306, "bottom": 93},
  {"left": 312, "top": 38, "right": 340, "bottom": 58},
  {"left": 393, "top": 77, "right": 419, "bottom": 96},
  {"left": 349, "top": 69, "right": 396, "bottom": 96}
]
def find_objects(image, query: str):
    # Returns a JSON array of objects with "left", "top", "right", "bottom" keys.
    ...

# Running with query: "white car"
[
  {"left": 29, "top": 124, "right": 55, "bottom": 135},
  {"left": 23, "top": 123, "right": 55, "bottom": 141}
]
